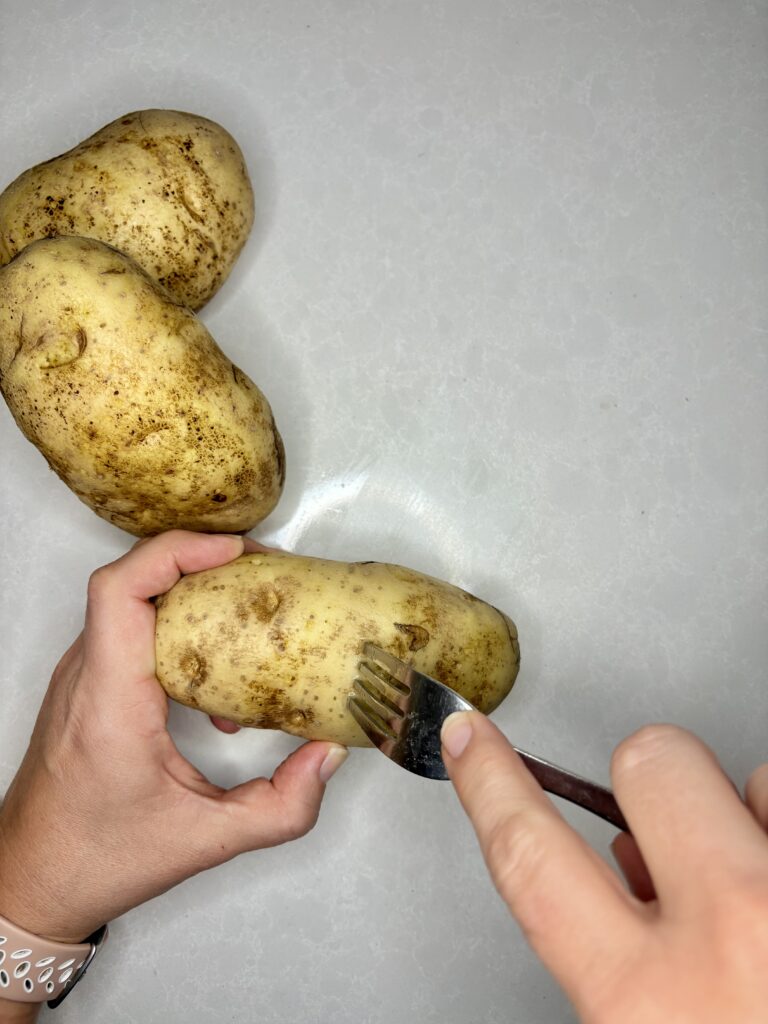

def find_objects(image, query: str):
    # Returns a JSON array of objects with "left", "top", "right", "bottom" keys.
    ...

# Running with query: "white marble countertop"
[{"left": 1, "top": 1, "right": 767, "bottom": 1021}]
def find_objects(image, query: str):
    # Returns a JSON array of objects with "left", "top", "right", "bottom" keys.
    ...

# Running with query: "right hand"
[{"left": 441, "top": 713, "right": 768, "bottom": 1023}]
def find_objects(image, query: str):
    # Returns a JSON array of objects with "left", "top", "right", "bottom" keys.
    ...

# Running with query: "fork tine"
[
  {"left": 348, "top": 695, "right": 397, "bottom": 744},
  {"left": 354, "top": 668, "right": 405, "bottom": 719},
  {"left": 362, "top": 643, "right": 413, "bottom": 690},
  {"left": 359, "top": 656, "right": 410, "bottom": 696}
]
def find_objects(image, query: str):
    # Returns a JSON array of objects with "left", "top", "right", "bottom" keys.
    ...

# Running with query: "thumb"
[{"left": 215, "top": 741, "right": 349, "bottom": 855}]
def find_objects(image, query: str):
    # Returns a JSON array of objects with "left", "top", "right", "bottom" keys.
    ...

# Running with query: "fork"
[{"left": 349, "top": 644, "right": 628, "bottom": 831}]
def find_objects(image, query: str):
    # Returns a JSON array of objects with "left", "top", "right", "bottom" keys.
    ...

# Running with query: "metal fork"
[{"left": 349, "top": 644, "right": 627, "bottom": 831}]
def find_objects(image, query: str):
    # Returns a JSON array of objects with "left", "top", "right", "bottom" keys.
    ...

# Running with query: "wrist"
[
  {"left": 0, "top": 997, "right": 40, "bottom": 1023},
  {"left": 0, "top": 839, "right": 90, "bottom": 946},
  {"left": 0, "top": 887, "right": 90, "bottom": 949},
  {"left": 0, "top": 902, "right": 87, "bottom": 950}
]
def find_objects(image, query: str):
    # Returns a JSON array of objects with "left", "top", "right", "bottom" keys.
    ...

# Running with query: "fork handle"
[{"left": 513, "top": 747, "right": 628, "bottom": 832}]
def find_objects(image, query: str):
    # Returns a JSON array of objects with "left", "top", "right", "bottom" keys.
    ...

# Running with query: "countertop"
[{"left": 1, "top": 1, "right": 767, "bottom": 1021}]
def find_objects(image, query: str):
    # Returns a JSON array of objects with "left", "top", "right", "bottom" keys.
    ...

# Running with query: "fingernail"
[
  {"left": 319, "top": 745, "right": 349, "bottom": 783},
  {"left": 441, "top": 712, "right": 473, "bottom": 759}
]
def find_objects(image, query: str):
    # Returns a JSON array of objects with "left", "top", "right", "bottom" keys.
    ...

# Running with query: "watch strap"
[{"left": 0, "top": 913, "right": 107, "bottom": 1006}]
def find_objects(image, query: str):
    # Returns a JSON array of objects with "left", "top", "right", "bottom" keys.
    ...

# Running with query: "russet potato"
[
  {"left": 0, "top": 235, "right": 284, "bottom": 536},
  {"left": 155, "top": 551, "right": 520, "bottom": 746},
  {"left": 0, "top": 109, "right": 254, "bottom": 310}
]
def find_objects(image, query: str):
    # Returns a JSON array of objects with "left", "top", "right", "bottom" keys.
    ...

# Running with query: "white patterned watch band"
[{"left": 0, "top": 913, "right": 106, "bottom": 1006}]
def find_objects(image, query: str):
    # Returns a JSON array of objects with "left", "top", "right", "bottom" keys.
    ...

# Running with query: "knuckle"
[
  {"left": 611, "top": 723, "right": 688, "bottom": 778},
  {"left": 86, "top": 565, "right": 114, "bottom": 602},
  {"left": 746, "top": 763, "right": 768, "bottom": 821},
  {"left": 132, "top": 529, "right": 186, "bottom": 553},
  {"left": 709, "top": 877, "right": 768, "bottom": 959},
  {"left": 158, "top": 528, "right": 188, "bottom": 545},
  {"left": 280, "top": 798, "right": 320, "bottom": 842},
  {"left": 484, "top": 811, "right": 547, "bottom": 904}
]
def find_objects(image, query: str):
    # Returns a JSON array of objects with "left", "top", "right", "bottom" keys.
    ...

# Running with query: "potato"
[
  {"left": 0, "top": 235, "right": 284, "bottom": 536},
  {"left": 155, "top": 551, "right": 520, "bottom": 746},
  {"left": 0, "top": 109, "right": 254, "bottom": 310}
]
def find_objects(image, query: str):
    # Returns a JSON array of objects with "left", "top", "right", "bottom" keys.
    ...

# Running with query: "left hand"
[{"left": 0, "top": 531, "right": 347, "bottom": 952}]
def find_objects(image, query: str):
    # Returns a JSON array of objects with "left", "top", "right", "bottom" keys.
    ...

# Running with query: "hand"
[
  {"left": 0, "top": 531, "right": 347, "bottom": 1017},
  {"left": 441, "top": 714, "right": 768, "bottom": 1024}
]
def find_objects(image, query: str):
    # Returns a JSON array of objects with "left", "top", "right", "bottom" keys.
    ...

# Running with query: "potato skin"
[
  {"left": 0, "top": 109, "right": 254, "bottom": 310},
  {"left": 155, "top": 552, "right": 520, "bottom": 746},
  {"left": 0, "top": 236, "right": 284, "bottom": 536}
]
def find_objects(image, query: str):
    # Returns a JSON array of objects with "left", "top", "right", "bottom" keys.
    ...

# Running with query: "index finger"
[
  {"left": 442, "top": 712, "right": 644, "bottom": 1001},
  {"left": 611, "top": 725, "right": 768, "bottom": 911},
  {"left": 84, "top": 530, "right": 245, "bottom": 680}
]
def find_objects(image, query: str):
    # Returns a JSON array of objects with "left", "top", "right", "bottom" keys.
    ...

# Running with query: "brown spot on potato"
[
  {"left": 272, "top": 420, "right": 286, "bottom": 487},
  {"left": 394, "top": 622, "right": 430, "bottom": 652},
  {"left": 179, "top": 188, "right": 204, "bottom": 224},
  {"left": 432, "top": 654, "right": 463, "bottom": 691},
  {"left": 243, "top": 682, "right": 316, "bottom": 730},
  {"left": 35, "top": 324, "right": 88, "bottom": 369},
  {"left": 251, "top": 584, "right": 281, "bottom": 622},
  {"left": 269, "top": 627, "right": 287, "bottom": 653},
  {"left": 231, "top": 364, "right": 249, "bottom": 390},
  {"left": 179, "top": 649, "right": 208, "bottom": 691}
]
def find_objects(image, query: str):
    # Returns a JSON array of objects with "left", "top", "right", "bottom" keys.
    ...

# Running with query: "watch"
[{"left": 0, "top": 913, "right": 108, "bottom": 1008}]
